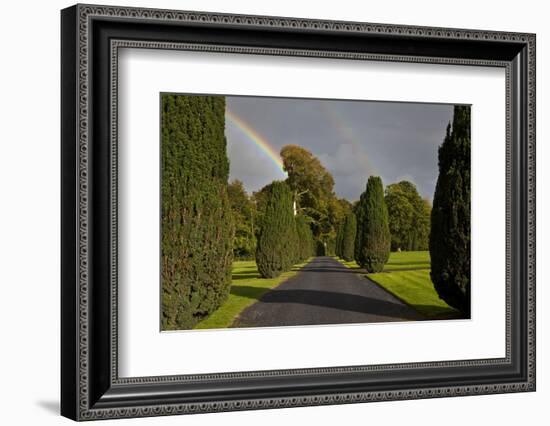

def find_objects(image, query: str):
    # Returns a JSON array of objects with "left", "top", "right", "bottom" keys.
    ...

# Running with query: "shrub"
[
  {"left": 161, "top": 94, "right": 234, "bottom": 330},
  {"left": 430, "top": 106, "right": 471, "bottom": 316},
  {"left": 355, "top": 176, "right": 391, "bottom": 272}
]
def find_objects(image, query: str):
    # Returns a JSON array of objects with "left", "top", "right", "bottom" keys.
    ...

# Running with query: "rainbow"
[
  {"left": 321, "top": 103, "right": 377, "bottom": 175},
  {"left": 226, "top": 108, "right": 286, "bottom": 176}
]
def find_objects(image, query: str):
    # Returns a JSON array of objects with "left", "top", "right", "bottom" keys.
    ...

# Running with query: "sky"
[{"left": 225, "top": 96, "right": 454, "bottom": 202}]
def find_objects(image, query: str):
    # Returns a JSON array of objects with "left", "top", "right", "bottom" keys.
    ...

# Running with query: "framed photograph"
[{"left": 61, "top": 4, "right": 536, "bottom": 421}]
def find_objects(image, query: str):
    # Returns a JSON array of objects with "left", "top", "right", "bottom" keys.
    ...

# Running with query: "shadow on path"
[
  {"left": 233, "top": 256, "right": 427, "bottom": 327},
  {"left": 231, "top": 286, "right": 420, "bottom": 320},
  {"left": 297, "top": 267, "right": 361, "bottom": 274}
]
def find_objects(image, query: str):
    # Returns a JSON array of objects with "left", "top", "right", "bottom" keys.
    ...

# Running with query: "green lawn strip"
[
  {"left": 382, "top": 251, "right": 431, "bottom": 271},
  {"left": 335, "top": 252, "right": 460, "bottom": 320},
  {"left": 367, "top": 269, "right": 461, "bottom": 319},
  {"left": 194, "top": 259, "right": 310, "bottom": 329},
  {"left": 337, "top": 251, "right": 430, "bottom": 272}
]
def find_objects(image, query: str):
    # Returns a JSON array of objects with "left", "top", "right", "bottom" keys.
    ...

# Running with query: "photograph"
[{"left": 160, "top": 94, "right": 471, "bottom": 331}]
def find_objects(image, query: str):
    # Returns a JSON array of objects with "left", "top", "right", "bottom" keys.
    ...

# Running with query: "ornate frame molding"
[{"left": 61, "top": 4, "right": 535, "bottom": 421}]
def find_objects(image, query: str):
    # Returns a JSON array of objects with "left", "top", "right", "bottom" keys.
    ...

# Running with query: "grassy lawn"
[
  {"left": 337, "top": 251, "right": 461, "bottom": 320},
  {"left": 368, "top": 269, "right": 461, "bottom": 319},
  {"left": 382, "top": 251, "right": 431, "bottom": 271},
  {"left": 194, "top": 260, "right": 308, "bottom": 329}
]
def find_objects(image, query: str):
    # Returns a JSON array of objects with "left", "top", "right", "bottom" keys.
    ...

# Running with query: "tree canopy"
[
  {"left": 385, "top": 181, "right": 431, "bottom": 251},
  {"left": 281, "top": 145, "right": 336, "bottom": 237},
  {"left": 280, "top": 145, "right": 352, "bottom": 253}
]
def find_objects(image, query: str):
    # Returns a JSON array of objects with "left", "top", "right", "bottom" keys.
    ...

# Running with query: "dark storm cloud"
[{"left": 226, "top": 96, "right": 453, "bottom": 202}]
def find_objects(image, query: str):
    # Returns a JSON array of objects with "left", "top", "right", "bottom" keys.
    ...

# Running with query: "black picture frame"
[{"left": 61, "top": 4, "right": 536, "bottom": 421}]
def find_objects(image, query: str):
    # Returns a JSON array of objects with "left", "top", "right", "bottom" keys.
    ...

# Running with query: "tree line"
[
  {"left": 229, "top": 154, "right": 432, "bottom": 262},
  {"left": 161, "top": 93, "right": 471, "bottom": 330}
]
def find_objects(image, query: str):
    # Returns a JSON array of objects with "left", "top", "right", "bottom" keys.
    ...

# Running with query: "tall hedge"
[
  {"left": 354, "top": 176, "right": 391, "bottom": 272},
  {"left": 255, "top": 181, "right": 297, "bottom": 278},
  {"left": 430, "top": 105, "right": 471, "bottom": 316},
  {"left": 341, "top": 212, "right": 357, "bottom": 262},
  {"left": 161, "top": 94, "right": 234, "bottom": 331}
]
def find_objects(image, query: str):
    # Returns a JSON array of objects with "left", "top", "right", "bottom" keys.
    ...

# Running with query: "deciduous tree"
[
  {"left": 281, "top": 144, "right": 335, "bottom": 238},
  {"left": 385, "top": 181, "right": 431, "bottom": 251},
  {"left": 228, "top": 179, "right": 256, "bottom": 259}
]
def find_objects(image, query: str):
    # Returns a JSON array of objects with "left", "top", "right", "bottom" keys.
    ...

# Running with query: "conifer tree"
[
  {"left": 296, "top": 215, "right": 314, "bottom": 262},
  {"left": 430, "top": 105, "right": 471, "bottom": 316},
  {"left": 355, "top": 176, "right": 391, "bottom": 272},
  {"left": 335, "top": 223, "right": 344, "bottom": 258},
  {"left": 341, "top": 212, "right": 357, "bottom": 262},
  {"left": 255, "top": 181, "right": 297, "bottom": 278},
  {"left": 161, "top": 94, "right": 234, "bottom": 330}
]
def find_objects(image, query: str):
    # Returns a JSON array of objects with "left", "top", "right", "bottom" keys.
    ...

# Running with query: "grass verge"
[
  {"left": 368, "top": 269, "right": 461, "bottom": 319},
  {"left": 194, "top": 260, "right": 309, "bottom": 329},
  {"left": 337, "top": 251, "right": 461, "bottom": 320}
]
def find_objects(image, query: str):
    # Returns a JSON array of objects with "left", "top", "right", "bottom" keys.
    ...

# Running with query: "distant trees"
[
  {"left": 384, "top": 184, "right": 413, "bottom": 251},
  {"left": 430, "top": 105, "right": 471, "bottom": 316},
  {"left": 161, "top": 94, "right": 234, "bottom": 330},
  {"left": 228, "top": 180, "right": 256, "bottom": 259},
  {"left": 316, "top": 240, "right": 327, "bottom": 256},
  {"left": 255, "top": 181, "right": 298, "bottom": 278},
  {"left": 280, "top": 144, "right": 350, "bottom": 254},
  {"left": 385, "top": 181, "right": 431, "bottom": 251},
  {"left": 419, "top": 198, "right": 432, "bottom": 250},
  {"left": 354, "top": 176, "right": 391, "bottom": 272},
  {"left": 250, "top": 182, "right": 273, "bottom": 236}
]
